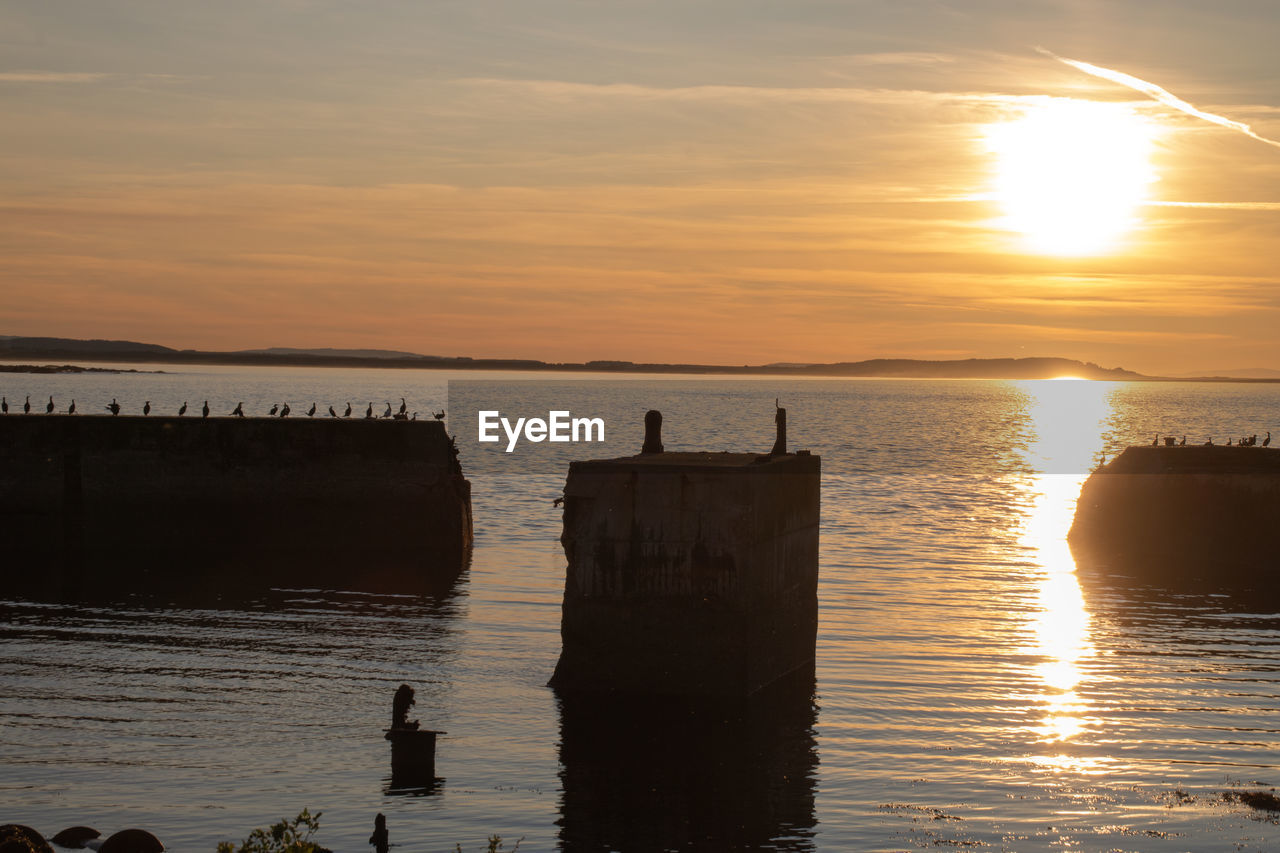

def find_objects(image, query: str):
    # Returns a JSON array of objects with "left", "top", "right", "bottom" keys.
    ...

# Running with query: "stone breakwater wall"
[
  {"left": 0, "top": 416, "right": 471, "bottom": 593},
  {"left": 551, "top": 451, "right": 820, "bottom": 697},
  {"left": 1069, "top": 445, "right": 1280, "bottom": 580}
]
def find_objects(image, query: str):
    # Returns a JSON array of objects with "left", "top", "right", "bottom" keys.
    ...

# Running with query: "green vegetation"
[
  {"left": 456, "top": 837, "right": 522, "bottom": 853},
  {"left": 216, "top": 809, "right": 326, "bottom": 853}
]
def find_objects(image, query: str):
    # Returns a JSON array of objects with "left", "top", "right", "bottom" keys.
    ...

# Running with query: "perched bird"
[
  {"left": 365, "top": 403, "right": 373, "bottom": 419},
  {"left": 307, "top": 403, "right": 316, "bottom": 418},
  {"left": 1179, "top": 435, "right": 1186, "bottom": 446},
  {"left": 433, "top": 410, "right": 445, "bottom": 420},
  {"left": 411, "top": 412, "right": 418, "bottom": 421},
  {"left": 269, "top": 403, "right": 279, "bottom": 416},
  {"left": 370, "top": 813, "right": 389, "bottom": 853},
  {"left": 46, "top": 395, "right": 54, "bottom": 414},
  {"left": 202, "top": 400, "right": 210, "bottom": 418},
  {"left": 24, "top": 395, "right": 31, "bottom": 414},
  {"left": 343, "top": 402, "right": 352, "bottom": 418},
  {"left": 280, "top": 402, "right": 291, "bottom": 417},
  {"left": 383, "top": 401, "right": 392, "bottom": 419},
  {"left": 179, "top": 401, "right": 188, "bottom": 416},
  {"left": 1150, "top": 433, "right": 1159, "bottom": 446},
  {"left": 1203, "top": 438, "right": 1213, "bottom": 446},
  {"left": 231, "top": 402, "right": 245, "bottom": 417},
  {"left": 1, "top": 396, "right": 6, "bottom": 414},
  {"left": 398, "top": 397, "right": 407, "bottom": 416},
  {"left": 329, "top": 405, "right": 338, "bottom": 418},
  {"left": 107, "top": 398, "right": 120, "bottom": 416},
  {"left": 1227, "top": 437, "right": 1234, "bottom": 446},
  {"left": 1265, "top": 431, "right": 1272, "bottom": 448},
  {"left": 143, "top": 400, "right": 151, "bottom": 416},
  {"left": 68, "top": 399, "right": 76, "bottom": 415}
]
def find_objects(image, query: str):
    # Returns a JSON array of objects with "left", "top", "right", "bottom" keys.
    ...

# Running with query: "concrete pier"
[
  {"left": 1069, "top": 445, "right": 1280, "bottom": 582},
  {"left": 550, "top": 446, "right": 820, "bottom": 697},
  {"left": 0, "top": 416, "right": 472, "bottom": 594}
]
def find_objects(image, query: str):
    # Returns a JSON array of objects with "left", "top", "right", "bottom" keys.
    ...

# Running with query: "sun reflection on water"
[{"left": 1013, "top": 380, "right": 1114, "bottom": 766}]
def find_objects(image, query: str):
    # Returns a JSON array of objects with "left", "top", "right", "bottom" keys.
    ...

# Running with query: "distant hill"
[
  {"left": 236, "top": 347, "right": 452, "bottom": 360},
  {"left": 0, "top": 336, "right": 176, "bottom": 356},
  {"left": 0, "top": 334, "right": 1155, "bottom": 379},
  {"left": 809, "top": 357, "right": 1143, "bottom": 380},
  {"left": 1173, "top": 367, "right": 1280, "bottom": 380}
]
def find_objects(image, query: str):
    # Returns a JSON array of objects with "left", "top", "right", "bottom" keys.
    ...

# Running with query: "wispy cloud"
[
  {"left": 0, "top": 71, "right": 108, "bottom": 83},
  {"left": 456, "top": 77, "right": 1031, "bottom": 108},
  {"left": 1149, "top": 200, "right": 1280, "bottom": 210},
  {"left": 1038, "top": 48, "right": 1280, "bottom": 149}
]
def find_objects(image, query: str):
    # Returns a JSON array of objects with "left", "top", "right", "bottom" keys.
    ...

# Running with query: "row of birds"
[
  {"left": 1154, "top": 431, "right": 1271, "bottom": 447},
  {"left": 1, "top": 395, "right": 445, "bottom": 420}
]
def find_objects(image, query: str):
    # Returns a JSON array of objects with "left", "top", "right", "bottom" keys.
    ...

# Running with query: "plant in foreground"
[{"left": 217, "top": 809, "right": 327, "bottom": 853}]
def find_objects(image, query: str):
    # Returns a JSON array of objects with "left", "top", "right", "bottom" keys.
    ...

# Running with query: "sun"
[{"left": 985, "top": 99, "right": 1157, "bottom": 255}]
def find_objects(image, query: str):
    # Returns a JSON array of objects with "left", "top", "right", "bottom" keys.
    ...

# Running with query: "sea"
[{"left": 1, "top": 364, "right": 1277, "bottom": 852}]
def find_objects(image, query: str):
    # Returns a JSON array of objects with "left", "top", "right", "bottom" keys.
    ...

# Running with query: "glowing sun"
[{"left": 985, "top": 99, "right": 1157, "bottom": 255}]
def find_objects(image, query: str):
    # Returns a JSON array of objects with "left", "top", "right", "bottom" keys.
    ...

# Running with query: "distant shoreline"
[
  {"left": 2, "top": 336, "right": 1277, "bottom": 382},
  {"left": 1, "top": 353, "right": 1277, "bottom": 383},
  {"left": 0, "top": 363, "right": 163, "bottom": 375}
]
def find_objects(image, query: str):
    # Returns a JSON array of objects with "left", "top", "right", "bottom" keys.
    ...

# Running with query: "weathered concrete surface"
[
  {"left": 1069, "top": 445, "right": 1280, "bottom": 581},
  {"left": 551, "top": 451, "right": 820, "bottom": 696},
  {"left": 0, "top": 416, "right": 471, "bottom": 594}
]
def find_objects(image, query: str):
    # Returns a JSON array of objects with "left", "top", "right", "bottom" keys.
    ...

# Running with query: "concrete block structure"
[
  {"left": 551, "top": 448, "right": 820, "bottom": 696},
  {"left": 0, "top": 416, "right": 472, "bottom": 595}
]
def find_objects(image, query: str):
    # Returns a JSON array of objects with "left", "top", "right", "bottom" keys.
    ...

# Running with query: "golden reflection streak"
[{"left": 1014, "top": 380, "right": 1112, "bottom": 764}]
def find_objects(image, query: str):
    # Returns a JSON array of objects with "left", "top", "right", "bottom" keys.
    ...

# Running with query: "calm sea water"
[{"left": 1, "top": 365, "right": 1278, "bottom": 851}]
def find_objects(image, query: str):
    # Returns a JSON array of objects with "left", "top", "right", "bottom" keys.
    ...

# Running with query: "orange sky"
[{"left": 3, "top": 3, "right": 1280, "bottom": 374}]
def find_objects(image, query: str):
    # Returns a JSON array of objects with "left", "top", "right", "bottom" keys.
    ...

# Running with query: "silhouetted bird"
[
  {"left": 433, "top": 410, "right": 445, "bottom": 420},
  {"left": 68, "top": 399, "right": 76, "bottom": 415},
  {"left": 382, "top": 402, "right": 392, "bottom": 419},
  {"left": 329, "top": 405, "right": 338, "bottom": 418},
  {"left": 24, "top": 395, "right": 31, "bottom": 414},
  {"left": 1204, "top": 438, "right": 1213, "bottom": 446},
  {"left": 1151, "top": 434, "right": 1159, "bottom": 446},
  {"left": 179, "top": 401, "right": 188, "bottom": 416},
  {"left": 343, "top": 402, "right": 352, "bottom": 418},
  {"left": 411, "top": 412, "right": 418, "bottom": 421},
  {"left": 269, "top": 403, "right": 279, "bottom": 416},
  {"left": 106, "top": 398, "right": 120, "bottom": 416},
  {"left": 370, "top": 814, "right": 389, "bottom": 853},
  {"left": 46, "top": 396, "right": 54, "bottom": 414},
  {"left": 1250, "top": 434, "right": 1258, "bottom": 446},
  {"left": 1, "top": 396, "right": 7, "bottom": 414},
  {"left": 1265, "top": 431, "right": 1272, "bottom": 448},
  {"left": 1179, "top": 435, "right": 1186, "bottom": 446},
  {"left": 1227, "top": 437, "right": 1234, "bottom": 446},
  {"left": 202, "top": 400, "right": 210, "bottom": 418},
  {"left": 307, "top": 403, "right": 316, "bottom": 417},
  {"left": 365, "top": 403, "right": 373, "bottom": 419},
  {"left": 398, "top": 397, "right": 407, "bottom": 416},
  {"left": 143, "top": 400, "right": 151, "bottom": 416},
  {"left": 280, "top": 403, "right": 291, "bottom": 417},
  {"left": 231, "top": 402, "right": 245, "bottom": 417}
]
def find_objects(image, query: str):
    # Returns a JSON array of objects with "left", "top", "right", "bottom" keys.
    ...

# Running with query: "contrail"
[{"left": 1037, "top": 47, "right": 1280, "bottom": 150}]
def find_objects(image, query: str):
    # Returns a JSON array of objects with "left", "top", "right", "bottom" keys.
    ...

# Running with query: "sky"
[{"left": 2, "top": 1, "right": 1280, "bottom": 374}]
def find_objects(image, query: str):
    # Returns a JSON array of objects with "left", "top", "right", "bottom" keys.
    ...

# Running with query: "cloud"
[
  {"left": 455, "top": 76, "right": 1031, "bottom": 109},
  {"left": 1038, "top": 48, "right": 1280, "bottom": 150},
  {"left": 0, "top": 71, "right": 108, "bottom": 83}
]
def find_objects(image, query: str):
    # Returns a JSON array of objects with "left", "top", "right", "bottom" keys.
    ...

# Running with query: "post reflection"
[
  {"left": 555, "top": 676, "right": 818, "bottom": 851},
  {"left": 1014, "top": 380, "right": 1112, "bottom": 768}
]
